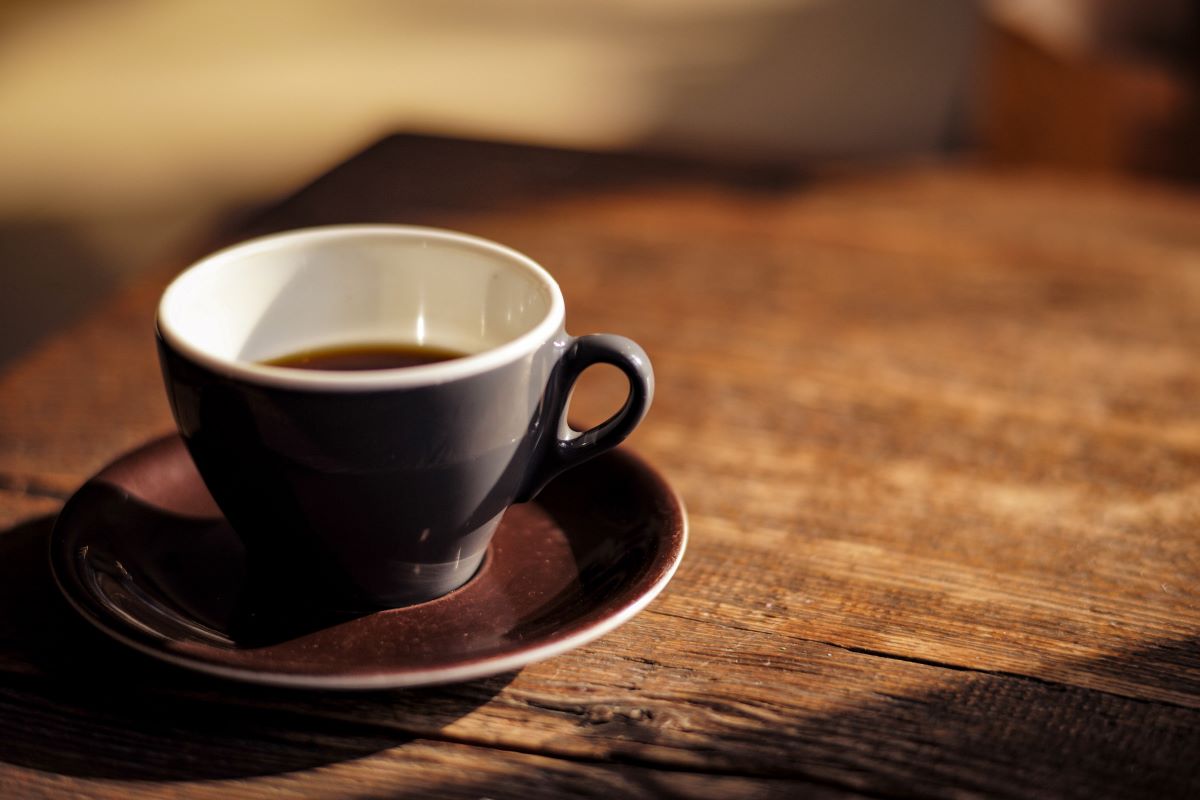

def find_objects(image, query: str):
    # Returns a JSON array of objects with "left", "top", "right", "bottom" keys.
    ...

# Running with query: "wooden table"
[{"left": 2, "top": 135, "right": 1199, "bottom": 798}]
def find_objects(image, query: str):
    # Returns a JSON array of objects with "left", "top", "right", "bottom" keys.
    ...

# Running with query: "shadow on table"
[
  {"left": 780, "top": 638, "right": 1200, "bottom": 798},
  {"left": 2, "top": 506, "right": 1200, "bottom": 796},
  {"left": 0, "top": 220, "right": 119, "bottom": 370},
  {"left": 241, "top": 133, "right": 807, "bottom": 239},
  {"left": 0, "top": 513, "right": 515, "bottom": 781},
  {"left": 3, "top": 508, "right": 1198, "bottom": 794}
]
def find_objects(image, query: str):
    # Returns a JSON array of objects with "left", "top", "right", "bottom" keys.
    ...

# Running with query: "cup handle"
[{"left": 516, "top": 334, "right": 654, "bottom": 502}]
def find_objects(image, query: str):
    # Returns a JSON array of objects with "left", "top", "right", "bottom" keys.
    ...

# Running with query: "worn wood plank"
[{"left": 0, "top": 734, "right": 846, "bottom": 800}]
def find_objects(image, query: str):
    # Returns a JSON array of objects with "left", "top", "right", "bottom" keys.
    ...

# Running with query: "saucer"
[{"left": 50, "top": 435, "right": 686, "bottom": 689}]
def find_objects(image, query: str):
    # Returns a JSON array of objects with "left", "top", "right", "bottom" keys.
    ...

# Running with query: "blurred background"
[{"left": 2, "top": 0, "right": 1198, "bottom": 366}]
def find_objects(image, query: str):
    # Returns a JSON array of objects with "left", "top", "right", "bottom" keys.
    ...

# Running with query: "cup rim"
[{"left": 157, "top": 224, "right": 566, "bottom": 391}]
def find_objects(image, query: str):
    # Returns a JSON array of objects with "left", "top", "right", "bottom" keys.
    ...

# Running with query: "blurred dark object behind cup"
[{"left": 980, "top": 0, "right": 1200, "bottom": 182}]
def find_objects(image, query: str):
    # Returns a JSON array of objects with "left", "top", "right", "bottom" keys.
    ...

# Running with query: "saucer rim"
[{"left": 49, "top": 436, "right": 688, "bottom": 690}]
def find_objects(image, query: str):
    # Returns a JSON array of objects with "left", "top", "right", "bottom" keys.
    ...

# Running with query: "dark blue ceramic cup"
[{"left": 156, "top": 226, "right": 653, "bottom": 611}]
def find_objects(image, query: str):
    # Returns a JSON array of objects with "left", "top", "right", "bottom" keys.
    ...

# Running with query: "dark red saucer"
[{"left": 49, "top": 435, "right": 686, "bottom": 689}]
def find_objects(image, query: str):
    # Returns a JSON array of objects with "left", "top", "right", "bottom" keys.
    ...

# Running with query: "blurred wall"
[{"left": 0, "top": 0, "right": 980, "bottom": 364}]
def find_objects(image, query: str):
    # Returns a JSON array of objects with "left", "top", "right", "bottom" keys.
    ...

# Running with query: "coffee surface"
[{"left": 262, "top": 342, "right": 468, "bottom": 371}]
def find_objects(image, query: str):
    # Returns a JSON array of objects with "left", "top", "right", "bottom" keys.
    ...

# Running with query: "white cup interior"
[{"left": 159, "top": 226, "right": 561, "bottom": 381}]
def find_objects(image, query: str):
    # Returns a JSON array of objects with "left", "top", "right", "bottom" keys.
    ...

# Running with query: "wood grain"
[{"left": 2, "top": 135, "right": 1199, "bottom": 798}]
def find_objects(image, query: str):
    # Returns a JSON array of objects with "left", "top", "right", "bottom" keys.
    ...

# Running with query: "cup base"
[
  {"left": 351, "top": 550, "right": 490, "bottom": 609},
  {"left": 227, "top": 549, "right": 490, "bottom": 645}
]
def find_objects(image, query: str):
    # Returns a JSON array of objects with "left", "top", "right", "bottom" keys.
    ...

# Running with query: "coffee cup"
[{"left": 156, "top": 225, "right": 653, "bottom": 611}]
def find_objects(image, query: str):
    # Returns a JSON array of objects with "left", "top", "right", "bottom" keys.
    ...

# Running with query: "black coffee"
[{"left": 262, "top": 342, "right": 468, "bottom": 371}]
